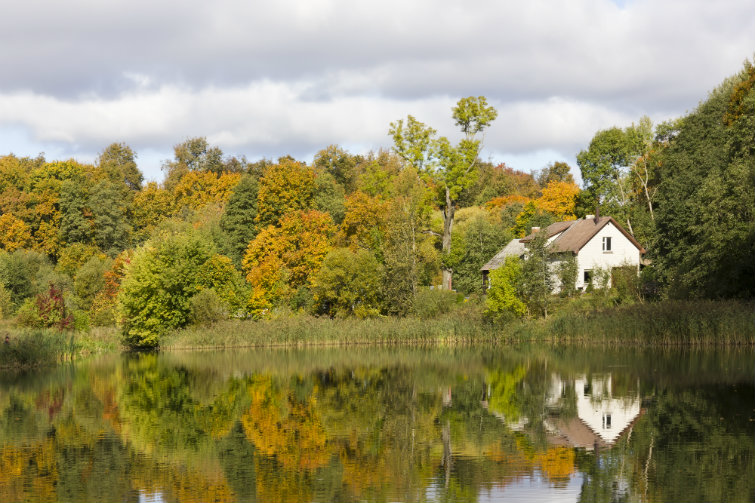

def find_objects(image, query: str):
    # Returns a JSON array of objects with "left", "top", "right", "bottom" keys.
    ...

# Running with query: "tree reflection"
[{"left": 0, "top": 348, "right": 750, "bottom": 502}]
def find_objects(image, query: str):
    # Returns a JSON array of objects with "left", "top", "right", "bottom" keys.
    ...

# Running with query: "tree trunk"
[{"left": 442, "top": 187, "right": 455, "bottom": 290}]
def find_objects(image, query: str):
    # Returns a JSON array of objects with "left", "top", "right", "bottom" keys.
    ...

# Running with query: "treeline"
[
  {"left": 0, "top": 61, "right": 752, "bottom": 347},
  {"left": 0, "top": 126, "right": 578, "bottom": 346}
]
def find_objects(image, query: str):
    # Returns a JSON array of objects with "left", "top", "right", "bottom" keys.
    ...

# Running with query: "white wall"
[{"left": 575, "top": 222, "right": 641, "bottom": 290}]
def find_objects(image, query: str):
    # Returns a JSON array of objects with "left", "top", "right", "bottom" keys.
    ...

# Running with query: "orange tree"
[{"left": 242, "top": 210, "right": 335, "bottom": 316}]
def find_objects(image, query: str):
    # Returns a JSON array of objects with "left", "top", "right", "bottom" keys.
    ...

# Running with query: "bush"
[
  {"left": 16, "top": 284, "right": 73, "bottom": 330},
  {"left": 0, "top": 285, "right": 12, "bottom": 319},
  {"left": 484, "top": 256, "right": 526, "bottom": 321},
  {"left": 189, "top": 289, "right": 228, "bottom": 325},
  {"left": 311, "top": 248, "right": 384, "bottom": 318},
  {"left": 412, "top": 287, "right": 460, "bottom": 319}
]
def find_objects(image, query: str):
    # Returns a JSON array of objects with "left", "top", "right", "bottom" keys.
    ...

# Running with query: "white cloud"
[{"left": 0, "top": 0, "right": 752, "bottom": 179}]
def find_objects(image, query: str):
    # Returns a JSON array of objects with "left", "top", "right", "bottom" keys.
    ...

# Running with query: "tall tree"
[
  {"left": 219, "top": 174, "right": 260, "bottom": 266},
  {"left": 97, "top": 142, "right": 143, "bottom": 192},
  {"left": 390, "top": 96, "right": 497, "bottom": 289}
]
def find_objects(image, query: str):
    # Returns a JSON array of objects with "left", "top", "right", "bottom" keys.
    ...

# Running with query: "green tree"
[
  {"left": 162, "top": 137, "right": 226, "bottom": 190},
  {"left": 97, "top": 142, "right": 143, "bottom": 192},
  {"left": 58, "top": 180, "right": 92, "bottom": 246},
  {"left": 535, "top": 161, "right": 575, "bottom": 187},
  {"left": 90, "top": 181, "right": 132, "bottom": 253},
  {"left": 313, "top": 145, "right": 362, "bottom": 193},
  {"left": 390, "top": 96, "right": 498, "bottom": 290},
  {"left": 446, "top": 211, "right": 511, "bottom": 295},
  {"left": 118, "top": 232, "right": 215, "bottom": 348},
  {"left": 311, "top": 248, "right": 384, "bottom": 318},
  {"left": 654, "top": 60, "right": 755, "bottom": 298},
  {"left": 219, "top": 174, "right": 260, "bottom": 266},
  {"left": 519, "top": 231, "right": 554, "bottom": 318},
  {"left": 484, "top": 256, "right": 526, "bottom": 320}
]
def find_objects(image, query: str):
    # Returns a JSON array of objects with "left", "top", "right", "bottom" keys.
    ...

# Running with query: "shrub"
[
  {"left": 311, "top": 248, "right": 384, "bottom": 318},
  {"left": 189, "top": 289, "right": 228, "bottom": 325},
  {"left": 412, "top": 287, "right": 459, "bottom": 319},
  {"left": 485, "top": 256, "right": 526, "bottom": 321},
  {"left": 17, "top": 284, "right": 73, "bottom": 330}
]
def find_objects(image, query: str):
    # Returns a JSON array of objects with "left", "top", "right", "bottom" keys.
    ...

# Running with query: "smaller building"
[{"left": 481, "top": 215, "right": 645, "bottom": 291}]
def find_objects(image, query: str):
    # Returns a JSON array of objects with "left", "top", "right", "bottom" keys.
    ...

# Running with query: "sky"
[{"left": 0, "top": 0, "right": 753, "bottom": 183}]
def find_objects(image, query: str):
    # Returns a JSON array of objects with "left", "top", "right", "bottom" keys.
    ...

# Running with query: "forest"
[{"left": 0, "top": 61, "right": 752, "bottom": 349}]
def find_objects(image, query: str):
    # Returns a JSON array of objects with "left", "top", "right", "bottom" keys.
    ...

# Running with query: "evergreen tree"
[{"left": 219, "top": 174, "right": 260, "bottom": 266}]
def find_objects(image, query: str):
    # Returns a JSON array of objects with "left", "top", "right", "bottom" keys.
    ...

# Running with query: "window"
[
  {"left": 602, "top": 236, "right": 612, "bottom": 252},
  {"left": 583, "top": 270, "right": 592, "bottom": 285}
]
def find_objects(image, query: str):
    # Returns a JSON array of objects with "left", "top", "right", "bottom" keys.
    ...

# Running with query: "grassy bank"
[
  {"left": 0, "top": 323, "right": 121, "bottom": 369},
  {"left": 1, "top": 299, "right": 751, "bottom": 367},
  {"left": 163, "top": 299, "right": 754, "bottom": 349},
  {"left": 509, "top": 299, "right": 755, "bottom": 345}
]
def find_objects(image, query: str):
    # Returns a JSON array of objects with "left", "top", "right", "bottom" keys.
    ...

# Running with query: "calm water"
[{"left": 0, "top": 345, "right": 752, "bottom": 503}]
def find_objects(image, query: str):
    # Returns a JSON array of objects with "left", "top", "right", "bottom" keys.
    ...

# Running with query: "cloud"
[{"left": 0, "top": 0, "right": 752, "bottom": 179}]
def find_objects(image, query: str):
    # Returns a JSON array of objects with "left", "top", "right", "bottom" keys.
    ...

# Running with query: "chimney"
[
  {"left": 594, "top": 205, "right": 600, "bottom": 223},
  {"left": 531, "top": 227, "right": 540, "bottom": 233}
]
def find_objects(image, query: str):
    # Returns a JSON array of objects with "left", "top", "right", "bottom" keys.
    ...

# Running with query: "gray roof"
[{"left": 480, "top": 238, "right": 526, "bottom": 272}]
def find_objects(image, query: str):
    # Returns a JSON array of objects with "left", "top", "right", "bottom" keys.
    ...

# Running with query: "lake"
[{"left": 0, "top": 345, "right": 752, "bottom": 502}]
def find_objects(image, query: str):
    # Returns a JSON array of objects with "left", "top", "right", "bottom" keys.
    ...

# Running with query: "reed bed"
[{"left": 162, "top": 299, "right": 754, "bottom": 350}]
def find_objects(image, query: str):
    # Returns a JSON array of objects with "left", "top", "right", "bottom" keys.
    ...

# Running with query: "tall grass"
[
  {"left": 162, "top": 299, "right": 754, "bottom": 349},
  {"left": 511, "top": 299, "right": 755, "bottom": 345},
  {"left": 0, "top": 326, "right": 122, "bottom": 368}
]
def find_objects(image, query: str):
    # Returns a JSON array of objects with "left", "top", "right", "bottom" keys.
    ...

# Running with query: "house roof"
[
  {"left": 480, "top": 238, "right": 526, "bottom": 272},
  {"left": 520, "top": 216, "right": 646, "bottom": 254}
]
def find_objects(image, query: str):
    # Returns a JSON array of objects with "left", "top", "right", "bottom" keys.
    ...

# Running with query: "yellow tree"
[
  {"left": 256, "top": 159, "right": 316, "bottom": 228},
  {"left": 242, "top": 210, "right": 335, "bottom": 315},
  {"left": 0, "top": 213, "right": 32, "bottom": 251},
  {"left": 338, "top": 191, "right": 389, "bottom": 252},
  {"left": 535, "top": 181, "right": 580, "bottom": 220},
  {"left": 172, "top": 171, "right": 241, "bottom": 211}
]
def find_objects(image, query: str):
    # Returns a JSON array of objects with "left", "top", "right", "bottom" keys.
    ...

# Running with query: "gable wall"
[{"left": 575, "top": 222, "right": 641, "bottom": 289}]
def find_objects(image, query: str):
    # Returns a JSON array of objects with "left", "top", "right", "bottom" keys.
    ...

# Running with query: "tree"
[
  {"left": 535, "top": 161, "right": 574, "bottom": 187},
  {"left": 519, "top": 231, "right": 554, "bottom": 318},
  {"left": 311, "top": 248, "right": 384, "bottom": 317},
  {"left": 313, "top": 145, "right": 361, "bottom": 193},
  {"left": 484, "top": 256, "right": 526, "bottom": 320},
  {"left": 390, "top": 96, "right": 498, "bottom": 289},
  {"left": 653, "top": 60, "right": 755, "bottom": 298},
  {"left": 577, "top": 127, "right": 635, "bottom": 234},
  {"left": 255, "top": 159, "right": 316, "bottom": 228},
  {"left": 219, "top": 174, "right": 260, "bottom": 266},
  {"left": 445, "top": 210, "right": 511, "bottom": 295},
  {"left": 90, "top": 181, "right": 132, "bottom": 253},
  {"left": 97, "top": 142, "right": 143, "bottom": 192},
  {"left": 242, "top": 210, "right": 335, "bottom": 316},
  {"left": 118, "top": 232, "right": 215, "bottom": 348},
  {"left": 535, "top": 181, "right": 580, "bottom": 220},
  {"left": 162, "top": 137, "right": 226, "bottom": 190},
  {"left": 338, "top": 191, "right": 389, "bottom": 255},
  {"left": 0, "top": 214, "right": 32, "bottom": 251}
]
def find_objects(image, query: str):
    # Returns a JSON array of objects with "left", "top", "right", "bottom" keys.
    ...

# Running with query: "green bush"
[
  {"left": 412, "top": 287, "right": 460, "bottom": 319},
  {"left": 189, "top": 289, "right": 228, "bottom": 325},
  {"left": 0, "top": 285, "right": 12, "bottom": 319},
  {"left": 484, "top": 256, "right": 526, "bottom": 321},
  {"left": 311, "top": 248, "right": 384, "bottom": 318}
]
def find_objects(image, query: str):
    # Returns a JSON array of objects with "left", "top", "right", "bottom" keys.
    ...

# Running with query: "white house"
[{"left": 481, "top": 215, "right": 645, "bottom": 291}]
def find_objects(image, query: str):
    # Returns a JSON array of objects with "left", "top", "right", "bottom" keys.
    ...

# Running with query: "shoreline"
[{"left": 1, "top": 298, "right": 753, "bottom": 368}]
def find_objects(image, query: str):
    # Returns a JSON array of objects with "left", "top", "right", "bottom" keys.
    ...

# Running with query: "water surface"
[{"left": 0, "top": 345, "right": 752, "bottom": 502}]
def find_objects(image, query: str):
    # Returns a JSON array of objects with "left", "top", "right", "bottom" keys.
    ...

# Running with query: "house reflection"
[
  {"left": 486, "top": 373, "right": 643, "bottom": 451},
  {"left": 545, "top": 374, "right": 642, "bottom": 450}
]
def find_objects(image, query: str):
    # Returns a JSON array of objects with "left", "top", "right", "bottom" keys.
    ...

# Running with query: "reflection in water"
[{"left": 0, "top": 346, "right": 752, "bottom": 502}]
